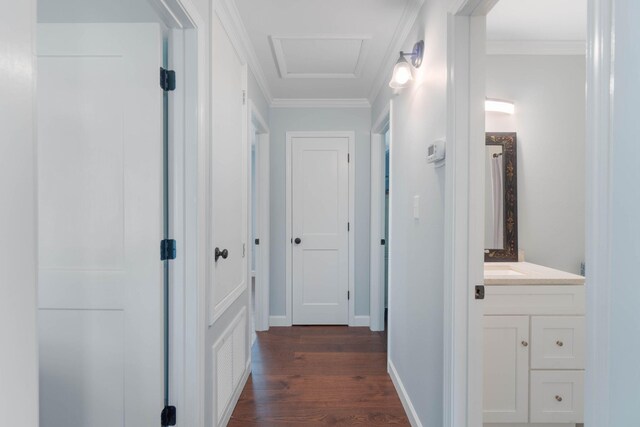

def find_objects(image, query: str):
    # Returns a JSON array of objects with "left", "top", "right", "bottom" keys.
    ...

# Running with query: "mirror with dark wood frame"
[{"left": 484, "top": 132, "right": 518, "bottom": 261}]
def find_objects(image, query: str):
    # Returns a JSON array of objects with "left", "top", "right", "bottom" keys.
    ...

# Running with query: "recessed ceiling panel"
[{"left": 271, "top": 35, "right": 371, "bottom": 79}]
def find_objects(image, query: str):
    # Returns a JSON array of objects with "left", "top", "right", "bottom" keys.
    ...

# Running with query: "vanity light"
[
  {"left": 389, "top": 40, "right": 424, "bottom": 89},
  {"left": 485, "top": 98, "right": 515, "bottom": 115}
]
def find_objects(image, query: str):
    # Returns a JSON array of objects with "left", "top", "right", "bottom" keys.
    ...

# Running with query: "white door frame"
[
  {"left": 370, "top": 104, "right": 390, "bottom": 332},
  {"left": 285, "top": 131, "right": 356, "bottom": 326},
  {"left": 584, "top": 0, "right": 613, "bottom": 424},
  {"left": 249, "top": 100, "right": 270, "bottom": 331},
  {"left": 147, "top": 2, "right": 207, "bottom": 426},
  {"left": 445, "top": 1, "right": 495, "bottom": 426},
  {"left": 445, "top": 0, "right": 613, "bottom": 426}
]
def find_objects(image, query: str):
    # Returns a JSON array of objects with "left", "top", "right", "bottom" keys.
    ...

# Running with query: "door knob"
[
  {"left": 214, "top": 247, "right": 229, "bottom": 262},
  {"left": 294, "top": 237, "right": 302, "bottom": 245}
]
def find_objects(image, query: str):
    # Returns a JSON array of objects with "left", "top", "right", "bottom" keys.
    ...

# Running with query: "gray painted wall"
[
  {"left": 610, "top": 3, "right": 640, "bottom": 423},
  {"left": 486, "top": 55, "right": 586, "bottom": 274},
  {"left": 269, "top": 107, "right": 371, "bottom": 317},
  {"left": 370, "top": 0, "right": 449, "bottom": 423}
]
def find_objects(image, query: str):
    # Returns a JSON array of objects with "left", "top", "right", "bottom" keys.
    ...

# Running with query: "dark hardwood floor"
[{"left": 229, "top": 326, "right": 410, "bottom": 426}]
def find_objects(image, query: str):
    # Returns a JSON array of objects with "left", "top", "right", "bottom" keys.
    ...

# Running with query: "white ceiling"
[
  {"left": 487, "top": 0, "right": 587, "bottom": 41},
  {"left": 235, "top": 0, "right": 414, "bottom": 100}
]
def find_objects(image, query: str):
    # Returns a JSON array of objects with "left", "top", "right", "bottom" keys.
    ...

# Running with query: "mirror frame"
[{"left": 485, "top": 132, "right": 518, "bottom": 262}]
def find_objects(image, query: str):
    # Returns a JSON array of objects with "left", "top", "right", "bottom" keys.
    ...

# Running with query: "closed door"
[
  {"left": 291, "top": 134, "right": 350, "bottom": 325},
  {"left": 484, "top": 315, "right": 530, "bottom": 423},
  {"left": 207, "top": 10, "right": 250, "bottom": 426},
  {"left": 37, "top": 24, "right": 163, "bottom": 427}
]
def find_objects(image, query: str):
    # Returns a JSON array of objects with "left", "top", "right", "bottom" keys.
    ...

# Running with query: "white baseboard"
[
  {"left": 484, "top": 424, "right": 579, "bottom": 427},
  {"left": 218, "top": 359, "right": 251, "bottom": 427},
  {"left": 269, "top": 315, "right": 290, "bottom": 327},
  {"left": 388, "top": 359, "right": 422, "bottom": 427},
  {"left": 351, "top": 315, "right": 370, "bottom": 327}
]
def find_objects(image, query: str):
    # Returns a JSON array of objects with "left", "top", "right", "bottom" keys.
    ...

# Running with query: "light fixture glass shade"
[
  {"left": 389, "top": 57, "right": 413, "bottom": 89},
  {"left": 485, "top": 98, "right": 515, "bottom": 114}
]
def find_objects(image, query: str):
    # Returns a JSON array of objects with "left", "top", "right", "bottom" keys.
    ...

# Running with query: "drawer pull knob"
[
  {"left": 521, "top": 341, "right": 529, "bottom": 347},
  {"left": 556, "top": 340, "right": 564, "bottom": 347},
  {"left": 555, "top": 395, "right": 563, "bottom": 402}
]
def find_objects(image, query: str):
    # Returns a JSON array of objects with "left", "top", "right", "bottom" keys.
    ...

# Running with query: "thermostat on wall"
[{"left": 427, "top": 139, "right": 446, "bottom": 167}]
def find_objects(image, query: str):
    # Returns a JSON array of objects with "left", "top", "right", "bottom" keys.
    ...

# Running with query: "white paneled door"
[
  {"left": 37, "top": 24, "right": 163, "bottom": 427},
  {"left": 291, "top": 134, "right": 350, "bottom": 325},
  {"left": 207, "top": 9, "right": 249, "bottom": 426}
]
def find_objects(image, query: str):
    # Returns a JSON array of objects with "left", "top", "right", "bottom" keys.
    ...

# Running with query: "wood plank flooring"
[{"left": 229, "top": 326, "right": 410, "bottom": 426}]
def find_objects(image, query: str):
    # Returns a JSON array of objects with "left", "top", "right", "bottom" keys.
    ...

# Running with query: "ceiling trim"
[
  {"left": 270, "top": 34, "right": 372, "bottom": 79},
  {"left": 487, "top": 40, "right": 586, "bottom": 56},
  {"left": 220, "top": 0, "right": 273, "bottom": 103},
  {"left": 271, "top": 98, "right": 371, "bottom": 109},
  {"left": 368, "top": 0, "right": 425, "bottom": 104}
]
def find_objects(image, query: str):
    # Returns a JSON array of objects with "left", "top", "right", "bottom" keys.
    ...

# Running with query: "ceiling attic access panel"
[{"left": 270, "top": 34, "right": 371, "bottom": 79}]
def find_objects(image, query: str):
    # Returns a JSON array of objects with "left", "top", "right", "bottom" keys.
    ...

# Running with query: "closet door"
[{"left": 37, "top": 24, "right": 163, "bottom": 427}]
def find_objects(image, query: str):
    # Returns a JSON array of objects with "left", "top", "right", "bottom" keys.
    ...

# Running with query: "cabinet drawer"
[
  {"left": 484, "top": 286, "right": 585, "bottom": 315},
  {"left": 530, "top": 370, "right": 584, "bottom": 424},
  {"left": 531, "top": 316, "right": 585, "bottom": 369}
]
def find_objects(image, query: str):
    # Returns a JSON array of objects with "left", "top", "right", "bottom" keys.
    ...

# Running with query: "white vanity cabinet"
[{"left": 483, "top": 264, "right": 585, "bottom": 426}]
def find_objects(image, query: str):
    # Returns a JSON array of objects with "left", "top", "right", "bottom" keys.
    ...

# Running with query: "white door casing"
[
  {"left": 37, "top": 23, "right": 163, "bottom": 427},
  {"left": 288, "top": 132, "right": 352, "bottom": 325},
  {"left": 249, "top": 100, "right": 270, "bottom": 332}
]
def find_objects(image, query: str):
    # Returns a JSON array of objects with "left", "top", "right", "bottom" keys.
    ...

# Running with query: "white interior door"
[
  {"left": 206, "top": 10, "right": 249, "bottom": 427},
  {"left": 291, "top": 134, "right": 349, "bottom": 325},
  {"left": 37, "top": 24, "right": 163, "bottom": 427},
  {"left": 209, "top": 16, "right": 247, "bottom": 323}
]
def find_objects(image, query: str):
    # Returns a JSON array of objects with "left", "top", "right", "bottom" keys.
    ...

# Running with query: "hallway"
[{"left": 229, "top": 326, "right": 409, "bottom": 426}]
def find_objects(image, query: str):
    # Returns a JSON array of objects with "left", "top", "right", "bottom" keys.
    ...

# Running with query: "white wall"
[
  {"left": 486, "top": 55, "right": 586, "bottom": 274},
  {"left": 371, "top": 0, "right": 449, "bottom": 424},
  {"left": 269, "top": 107, "right": 371, "bottom": 318},
  {"left": 0, "top": 0, "right": 39, "bottom": 425},
  {"left": 609, "top": 2, "right": 640, "bottom": 423}
]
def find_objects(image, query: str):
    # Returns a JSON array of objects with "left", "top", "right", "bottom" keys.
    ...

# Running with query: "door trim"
[
  {"left": 249, "top": 100, "right": 270, "bottom": 332},
  {"left": 370, "top": 106, "right": 390, "bottom": 332},
  {"left": 446, "top": 1, "right": 610, "bottom": 426},
  {"left": 147, "top": 2, "right": 207, "bottom": 427},
  {"left": 445, "top": 2, "right": 495, "bottom": 426},
  {"left": 285, "top": 131, "right": 356, "bottom": 326}
]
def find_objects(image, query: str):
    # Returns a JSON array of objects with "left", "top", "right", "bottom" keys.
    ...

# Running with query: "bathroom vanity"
[{"left": 483, "top": 262, "right": 585, "bottom": 426}]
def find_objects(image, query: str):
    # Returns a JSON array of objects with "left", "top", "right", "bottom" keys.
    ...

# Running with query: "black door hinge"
[
  {"left": 161, "top": 405, "right": 177, "bottom": 426},
  {"left": 475, "top": 285, "right": 485, "bottom": 300},
  {"left": 161, "top": 239, "right": 177, "bottom": 261},
  {"left": 381, "top": 239, "right": 386, "bottom": 245},
  {"left": 348, "top": 291, "right": 350, "bottom": 300},
  {"left": 160, "top": 67, "right": 176, "bottom": 91},
  {"left": 255, "top": 238, "right": 260, "bottom": 245}
]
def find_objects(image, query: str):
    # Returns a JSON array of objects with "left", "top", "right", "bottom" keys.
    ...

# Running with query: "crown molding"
[
  {"left": 271, "top": 98, "right": 371, "bottom": 109},
  {"left": 368, "top": 0, "right": 425, "bottom": 104},
  {"left": 487, "top": 40, "right": 587, "bottom": 56},
  {"left": 218, "top": 0, "right": 273, "bottom": 103}
]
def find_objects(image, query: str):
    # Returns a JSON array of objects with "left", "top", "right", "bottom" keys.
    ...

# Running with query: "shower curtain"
[{"left": 490, "top": 155, "right": 504, "bottom": 249}]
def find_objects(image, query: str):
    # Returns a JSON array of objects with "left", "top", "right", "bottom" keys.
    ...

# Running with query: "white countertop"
[{"left": 484, "top": 262, "right": 585, "bottom": 286}]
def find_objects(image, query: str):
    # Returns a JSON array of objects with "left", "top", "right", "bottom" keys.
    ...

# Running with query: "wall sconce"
[
  {"left": 389, "top": 40, "right": 424, "bottom": 89},
  {"left": 485, "top": 98, "right": 515, "bottom": 115}
]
